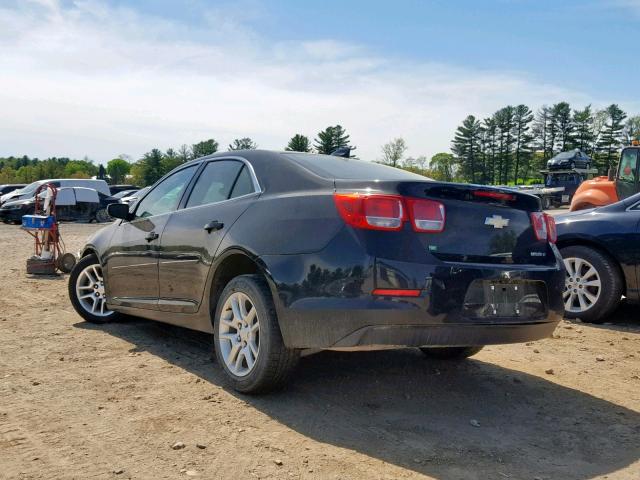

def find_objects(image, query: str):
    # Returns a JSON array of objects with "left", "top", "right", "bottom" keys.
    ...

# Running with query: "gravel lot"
[{"left": 1, "top": 222, "right": 639, "bottom": 480}]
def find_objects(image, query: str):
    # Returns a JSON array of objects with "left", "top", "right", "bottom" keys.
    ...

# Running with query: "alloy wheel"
[
  {"left": 75, "top": 264, "right": 113, "bottom": 317},
  {"left": 218, "top": 292, "right": 260, "bottom": 377},
  {"left": 563, "top": 257, "right": 601, "bottom": 313}
]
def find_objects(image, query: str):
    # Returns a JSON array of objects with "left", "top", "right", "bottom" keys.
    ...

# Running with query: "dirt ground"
[{"left": 0, "top": 222, "right": 639, "bottom": 480}]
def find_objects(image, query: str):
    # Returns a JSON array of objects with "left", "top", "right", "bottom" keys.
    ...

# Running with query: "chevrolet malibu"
[{"left": 69, "top": 150, "right": 564, "bottom": 393}]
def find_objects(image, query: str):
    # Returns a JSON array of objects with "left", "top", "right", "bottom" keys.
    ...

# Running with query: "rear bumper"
[
  {"left": 331, "top": 321, "right": 558, "bottom": 349},
  {"left": 263, "top": 248, "right": 565, "bottom": 349}
]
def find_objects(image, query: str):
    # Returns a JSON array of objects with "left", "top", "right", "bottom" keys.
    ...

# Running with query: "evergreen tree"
[
  {"left": 551, "top": 102, "right": 573, "bottom": 152},
  {"left": 452, "top": 115, "right": 483, "bottom": 183},
  {"left": 141, "top": 148, "right": 164, "bottom": 186},
  {"left": 597, "top": 104, "right": 627, "bottom": 170},
  {"left": 229, "top": 137, "right": 258, "bottom": 150},
  {"left": 512, "top": 104, "right": 534, "bottom": 184},
  {"left": 192, "top": 139, "right": 219, "bottom": 158},
  {"left": 494, "top": 106, "right": 516, "bottom": 184},
  {"left": 285, "top": 134, "right": 311, "bottom": 152},
  {"left": 572, "top": 105, "right": 594, "bottom": 153},
  {"left": 314, "top": 125, "right": 351, "bottom": 154},
  {"left": 532, "top": 106, "right": 552, "bottom": 161},
  {"left": 482, "top": 117, "right": 498, "bottom": 184}
]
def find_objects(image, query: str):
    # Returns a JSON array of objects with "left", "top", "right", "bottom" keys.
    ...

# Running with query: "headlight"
[{"left": 4, "top": 204, "right": 23, "bottom": 210}]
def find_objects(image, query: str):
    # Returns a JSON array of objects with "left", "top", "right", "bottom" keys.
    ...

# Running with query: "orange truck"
[{"left": 570, "top": 143, "right": 640, "bottom": 211}]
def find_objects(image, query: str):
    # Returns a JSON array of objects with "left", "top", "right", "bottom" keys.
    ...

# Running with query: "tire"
[
  {"left": 68, "top": 254, "right": 121, "bottom": 324},
  {"left": 419, "top": 346, "right": 484, "bottom": 359},
  {"left": 95, "top": 208, "right": 111, "bottom": 223},
  {"left": 560, "top": 245, "right": 623, "bottom": 323},
  {"left": 542, "top": 196, "right": 552, "bottom": 210},
  {"left": 213, "top": 274, "right": 299, "bottom": 394}
]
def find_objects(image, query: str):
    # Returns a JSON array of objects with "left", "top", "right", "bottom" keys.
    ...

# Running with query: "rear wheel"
[
  {"left": 560, "top": 245, "right": 622, "bottom": 323},
  {"left": 420, "top": 346, "right": 483, "bottom": 359},
  {"left": 68, "top": 254, "right": 120, "bottom": 323},
  {"left": 213, "top": 274, "right": 298, "bottom": 393}
]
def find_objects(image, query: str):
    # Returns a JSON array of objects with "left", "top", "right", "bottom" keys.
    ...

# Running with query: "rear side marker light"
[
  {"left": 372, "top": 288, "right": 421, "bottom": 297},
  {"left": 473, "top": 190, "right": 516, "bottom": 202},
  {"left": 530, "top": 212, "right": 556, "bottom": 243}
]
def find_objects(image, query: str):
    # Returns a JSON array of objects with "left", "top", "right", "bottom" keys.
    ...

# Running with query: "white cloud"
[{"left": 0, "top": 1, "right": 628, "bottom": 163}]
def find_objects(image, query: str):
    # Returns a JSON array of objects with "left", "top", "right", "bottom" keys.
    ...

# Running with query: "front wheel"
[
  {"left": 68, "top": 254, "right": 120, "bottom": 323},
  {"left": 560, "top": 246, "right": 622, "bottom": 323},
  {"left": 213, "top": 274, "right": 299, "bottom": 394},
  {"left": 420, "top": 346, "right": 483, "bottom": 359}
]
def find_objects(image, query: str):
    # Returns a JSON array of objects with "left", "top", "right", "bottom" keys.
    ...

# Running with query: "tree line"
[
  {"left": 1, "top": 108, "right": 638, "bottom": 188},
  {"left": 448, "top": 103, "right": 639, "bottom": 185}
]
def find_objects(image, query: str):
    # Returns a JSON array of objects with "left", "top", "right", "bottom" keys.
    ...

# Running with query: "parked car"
[
  {"left": 119, "top": 186, "right": 149, "bottom": 205},
  {"left": 547, "top": 149, "right": 592, "bottom": 170},
  {"left": 555, "top": 193, "right": 640, "bottom": 323},
  {"left": 0, "top": 187, "right": 118, "bottom": 224},
  {"left": 109, "top": 184, "right": 140, "bottom": 195},
  {"left": 110, "top": 189, "right": 139, "bottom": 200},
  {"left": 69, "top": 150, "right": 564, "bottom": 393},
  {"left": 0, "top": 184, "right": 27, "bottom": 196},
  {"left": 0, "top": 179, "right": 110, "bottom": 206}
]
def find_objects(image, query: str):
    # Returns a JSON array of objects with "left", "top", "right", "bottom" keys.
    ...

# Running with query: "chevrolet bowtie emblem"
[{"left": 485, "top": 215, "right": 510, "bottom": 229}]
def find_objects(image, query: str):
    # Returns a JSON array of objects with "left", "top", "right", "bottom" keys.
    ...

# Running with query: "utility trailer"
[{"left": 506, "top": 167, "right": 599, "bottom": 209}]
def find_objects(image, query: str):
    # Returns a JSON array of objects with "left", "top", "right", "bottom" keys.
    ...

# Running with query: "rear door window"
[{"left": 186, "top": 160, "right": 248, "bottom": 208}]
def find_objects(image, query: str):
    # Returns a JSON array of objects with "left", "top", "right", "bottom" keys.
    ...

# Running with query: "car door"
[
  {"left": 157, "top": 159, "right": 260, "bottom": 313},
  {"left": 105, "top": 164, "right": 198, "bottom": 310}
]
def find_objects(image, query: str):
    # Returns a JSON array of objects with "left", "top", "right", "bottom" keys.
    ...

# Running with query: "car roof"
[{"left": 186, "top": 150, "right": 430, "bottom": 192}]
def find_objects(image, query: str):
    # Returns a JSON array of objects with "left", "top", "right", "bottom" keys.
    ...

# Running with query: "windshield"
[
  {"left": 13, "top": 181, "right": 42, "bottom": 196},
  {"left": 551, "top": 151, "right": 575, "bottom": 161}
]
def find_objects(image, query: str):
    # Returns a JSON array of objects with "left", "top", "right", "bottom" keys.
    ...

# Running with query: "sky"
[{"left": 0, "top": 0, "right": 637, "bottom": 164}]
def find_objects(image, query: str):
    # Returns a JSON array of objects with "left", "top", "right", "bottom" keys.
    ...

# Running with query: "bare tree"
[{"left": 380, "top": 138, "right": 407, "bottom": 167}]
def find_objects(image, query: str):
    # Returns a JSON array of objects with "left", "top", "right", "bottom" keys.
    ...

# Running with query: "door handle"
[
  {"left": 204, "top": 220, "right": 224, "bottom": 233},
  {"left": 145, "top": 231, "right": 159, "bottom": 242}
]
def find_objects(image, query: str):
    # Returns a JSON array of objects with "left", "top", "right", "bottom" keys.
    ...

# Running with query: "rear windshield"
[
  {"left": 283, "top": 153, "right": 431, "bottom": 181},
  {"left": 552, "top": 151, "right": 575, "bottom": 160}
]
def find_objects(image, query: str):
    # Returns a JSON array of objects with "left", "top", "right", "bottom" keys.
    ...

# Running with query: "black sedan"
[
  {"left": 68, "top": 150, "right": 564, "bottom": 393},
  {"left": 555, "top": 193, "right": 640, "bottom": 323},
  {"left": 547, "top": 149, "right": 592, "bottom": 170}
]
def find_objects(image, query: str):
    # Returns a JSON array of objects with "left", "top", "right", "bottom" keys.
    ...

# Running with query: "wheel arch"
[
  {"left": 208, "top": 248, "right": 280, "bottom": 327},
  {"left": 557, "top": 237, "right": 627, "bottom": 296}
]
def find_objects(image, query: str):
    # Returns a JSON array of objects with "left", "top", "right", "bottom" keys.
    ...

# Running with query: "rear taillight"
[
  {"left": 333, "top": 193, "right": 405, "bottom": 231},
  {"left": 545, "top": 213, "right": 557, "bottom": 243},
  {"left": 530, "top": 212, "right": 556, "bottom": 243},
  {"left": 405, "top": 198, "right": 445, "bottom": 232},
  {"left": 334, "top": 193, "right": 446, "bottom": 233}
]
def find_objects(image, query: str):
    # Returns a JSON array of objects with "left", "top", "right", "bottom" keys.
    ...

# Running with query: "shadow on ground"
[{"left": 78, "top": 319, "right": 640, "bottom": 480}]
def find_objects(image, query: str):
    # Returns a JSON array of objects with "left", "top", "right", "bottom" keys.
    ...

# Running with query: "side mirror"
[
  {"left": 607, "top": 167, "right": 615, "bottom": 181},
  {"left": 107, "top": 202, "right": 131, "bottom": 220}
]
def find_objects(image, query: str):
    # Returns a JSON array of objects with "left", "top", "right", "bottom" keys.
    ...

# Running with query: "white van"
[{"left": 0, "top": 179, "right": 110, "bottom": 205}]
